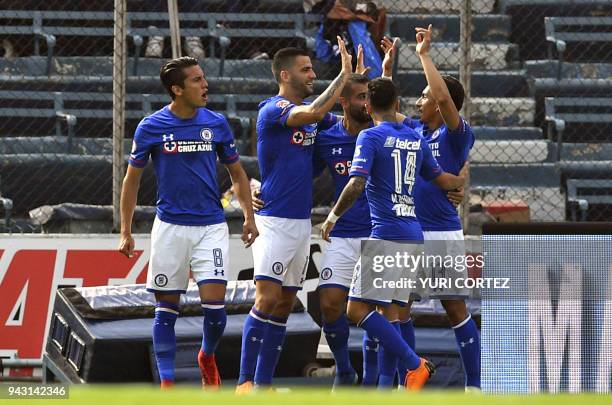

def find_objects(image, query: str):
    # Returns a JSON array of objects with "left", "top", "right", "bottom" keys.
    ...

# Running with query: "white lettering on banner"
[{"left": 527, "top": 264, "right": 582, "bottom": 393}]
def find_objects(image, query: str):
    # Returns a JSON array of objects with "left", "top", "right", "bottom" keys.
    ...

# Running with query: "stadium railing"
[
  {"left": 566, "top": 179, "right": 612, "bottom": 221},
  {"left": 544, "top": 97, "right": 612, "bottom": 161},
  {"left": 544, "top": 16, "right": 612, "bottom": 79},
  {"left": 0, "top": 10, "right": 320, "bottom": 76}
]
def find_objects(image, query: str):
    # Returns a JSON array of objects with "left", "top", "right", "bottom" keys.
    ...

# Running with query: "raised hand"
[
  {"left": 415, "top": 24, "right": 433, "bottom": 56},
  {"left": 338, "top": 35, "right": 353, "bottom": 75},
  {"left": 355, "top": 44, "right": 371, "bottom": 75},
  {"left": 381, "top": 36, "right": 399, "bottom": 77}
]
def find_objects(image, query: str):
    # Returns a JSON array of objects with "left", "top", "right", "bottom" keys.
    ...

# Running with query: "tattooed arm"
[
  {"left": 320, "top": 176, "right": 366, "bottom": 242},
  {"left": 286, "top": 36, "right": 352, "bottom": 127}
]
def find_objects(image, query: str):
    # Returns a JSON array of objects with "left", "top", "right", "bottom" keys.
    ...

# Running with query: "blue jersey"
[
  {"left": 314, "top": 120, "right": 371, "bottom": 238},
  {"left": 408, "top": 118, "right": 475, "bottom": 231},
  {"left": 256, "top": 95, "right": 336, "bottom": 219},
  {"left": 129, "top": 105, "right": 239, "bottom": 226},
  {"left": 349, "top": 121, "right": 442, "bottom": 241}
]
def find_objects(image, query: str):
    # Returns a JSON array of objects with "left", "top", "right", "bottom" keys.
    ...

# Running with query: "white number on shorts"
[{"left": 213, "top": 248, "right": 223, "bottom": 267}]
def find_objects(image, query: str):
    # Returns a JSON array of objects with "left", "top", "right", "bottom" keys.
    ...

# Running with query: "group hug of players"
[{"left": 118, "top": 24, "right": 480, "bottom": 393}]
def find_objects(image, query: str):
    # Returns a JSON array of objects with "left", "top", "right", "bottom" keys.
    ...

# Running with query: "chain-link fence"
[{"left": 0, "top": 0, "right": 610, "bottom": 233}]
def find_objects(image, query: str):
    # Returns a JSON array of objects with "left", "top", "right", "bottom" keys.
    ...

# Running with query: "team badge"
[
  {"left": 430, "top": 129, "right": 440, "bottom": 141},
  {"left": 272, "top": 262, "right": 284, "bottom": 275},
  {"left": 334, "top": 161, "right": 347, "bottom": 175},
  {"left": 154, "top": 274, "right": 168, "bottom": 287},
  {"left": 276, "top": 99, "right": 290, "bottom": 109},
  {"left": 162, "top": 141, "right": 178, "bottom": 153},
  {"left": 291, "top": 130, "right": 305, "bottom": 145},
  {"left": 320, "top": 268, "right": 333, "bottom": 280},
  {"left": 200, "top": 128, "right": 213, "bottom": 141}
]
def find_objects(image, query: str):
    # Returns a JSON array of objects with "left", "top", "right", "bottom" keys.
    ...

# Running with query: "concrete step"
[
  {"left": 471, "top": 140, "right": 553, "bottom": 163},
  {"left": 472, "top": 126, "right": 543, "bottom": 140},
  {"left": 471, "top": 163, "right": 559, "bottom": 187},
  {"left": 398, "top": 42, "right": 519, "bottom": 71},
  {"left": 381, "top": 0, "right": 496, "bottom": 14},
  {"left": 397, "top": 70, "right": 529, "bottom": 97},
  {"left": 401, "top": 97, "right": 535, "bottom": 126},
  {"left": 388, "top": 14, "right": 511, "bottom": 42}
]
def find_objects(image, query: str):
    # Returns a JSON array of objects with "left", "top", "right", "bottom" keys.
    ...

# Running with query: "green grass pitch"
[{"left": 19, "top": 385, "right": 611, "bottom": 405}]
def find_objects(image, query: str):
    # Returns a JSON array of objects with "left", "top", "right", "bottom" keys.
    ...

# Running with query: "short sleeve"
[
  {"left": 261, "top": 98, "right": 297, "bottom": 128},
  {"left": 448, "top": 117, "right": 475, "bottom": 157},
  {"left": 317, "top": 113, "right": 338, "bottom": 131},
  {"left": 419, "top": 139, "right": 443, "bottom": 181},
  {"left": 128, "top": 121, "right": 153, "bottom": 168},
  {"left": 349, "top": 131, "right": 376, "bottom": 178},
  {"left": 216, "top": 118, "right": 240, "bottom": 164}
]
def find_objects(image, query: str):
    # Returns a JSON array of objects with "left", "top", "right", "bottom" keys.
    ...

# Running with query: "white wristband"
[{"left": 326, "top": 211, "right": 340, "bottom": 224}]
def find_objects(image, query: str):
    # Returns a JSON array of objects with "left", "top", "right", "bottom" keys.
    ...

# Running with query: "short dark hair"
[
  {"left": 272, "top": 47, "right": 310, "bottom": 82},
  {"left": 441, "top": 75, "right": 465, "bottom": 111},
  {"left": 367, "top": 78, "right": 398, "bottom": 111},
  {"left": 341, "top": 73, "right": 369, "bottom": 97},
  {"left": 160, "top": 56, "right": 199, "bottom": 99}
]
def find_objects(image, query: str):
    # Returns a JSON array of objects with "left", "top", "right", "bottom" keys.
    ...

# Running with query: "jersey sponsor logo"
[
  {"left": 162, "top": 133, "right": 174, "bottom": 142},
  {"left": 320, "top": 267, "right": 332, "bottom": 280},
  {"left": 334, "top": 160, "right": 352, "bottom": 175},
  {"left": 272, "top": 262, "right": 284, "bottom": 275},
  {"left": 154, "top": 274, "right": 168, "bottom": 287},
  {"left": 276, "top": 99, "right": 290, "bottom": 109},
  {"left": 394, "top": 138, "right": 421, "bottom": 150},
  {"left": 163, "top": 141, "right": 178, "bottom": 153},
  {"left": 200, "top": 128, "right": 213, "bottom": 141},
  {"left": 332, "top": 147, "right": 342, "bottom": 155},
  {"left": 291, "top": 130, "right": 305, "bottom": 145},
  {"left": 384, "top": 136, "right": 396, "bottom": 147},
  {"left": 176, "top": 140, "right": 214, "bottom": 153}
]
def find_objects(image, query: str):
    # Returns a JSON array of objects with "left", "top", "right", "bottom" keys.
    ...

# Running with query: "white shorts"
[
  {"left": 348, "top": 240, "right": 423, "bottom": 306},
  {"left": 318, "top": 237, "right": 365, "bottom": 291},
  {"left": 251, "top": 215, "right": 311, "bottom": 290},
  {"left": 416, "top": 229, "right": 469, "bottom": 300},
  {"left": 146, "top": 217, "right": 229, "bottom": 294}
]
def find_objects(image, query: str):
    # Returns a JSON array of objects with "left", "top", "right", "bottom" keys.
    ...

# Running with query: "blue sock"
[
  {"left": 323, "top": 314, "right": 354, "bottom": 376},
  {"left": 362, "top": 331, "right": 379, "bottom": 386},
  {"left": 359, "top": 311, "right": 420, "bottom": 371},
  {"left": 238, "top": 308, "right": 268, "bottom": 384},
  {"left": 201, "top": 301, "right": 227, "bottom": 355},
  {"left": 377, "top": 321, "right": 400, "bottom": 388},
  {"left": 453, "top": 314, "right": 481, "bottom": 388},
  {"left": 153, "top": 301, "right": 179, "bottom": 383},
  {"left": 254, "top": 315, "right": 287, "bottom": 385},
  {"left": 397, "top": 318, "right": 415, "bottom": 383}
]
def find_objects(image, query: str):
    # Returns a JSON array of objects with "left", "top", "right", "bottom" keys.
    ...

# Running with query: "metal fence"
[{"left": 0, "top": 0, "right": 610, "bottom": 233}]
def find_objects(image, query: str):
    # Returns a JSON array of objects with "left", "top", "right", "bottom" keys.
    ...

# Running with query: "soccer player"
[
  {"left": 118, "top": 57, "right": 258, "bottom": 389},
  {"left": 236, "top": 37, "right": 353, "bottom": 392},
  {"left": 320, "top": 78, "right": 465, "bottom": 390},
  {"left": 383, "top": 26, "right": 480, "bottom": 391}
]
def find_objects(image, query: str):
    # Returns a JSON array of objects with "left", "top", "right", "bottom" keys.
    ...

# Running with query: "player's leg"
[
  {"left": 318, "top": 237, "right": 360, "bottom": 387},
  {"left": 191, "top": 222, "right": 231, "bottom": 389},
  {"left": 347, "top": 258, "right": 431, "bottom": 391},
  {"left": 237, "top": 216, "right": 290, "bottom": 392},
  {"left": 377, "top": 303, "right": 401, "bottom": 388},
  {"left": 254, "top": 287, "right": 297, "bottom": 386},
  {"left": 254, "top": 218, "right": 310, "bottom": 387},
  {"left": 441, "top": 299, "right": 481, "bottom": 389},
  {"left": 396, "top": 302, "right": 415, "bottom": 384},
  {"left": 146, "top": 218, "right": 191, "bottom": 389}
]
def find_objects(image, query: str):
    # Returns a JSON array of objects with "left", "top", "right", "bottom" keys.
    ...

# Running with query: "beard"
[
  {"left": 349, "top": 106, "right": 371, "bottom": 124},
  {"left": 289, "top": 77, "right": 313, "bottom": 99}
]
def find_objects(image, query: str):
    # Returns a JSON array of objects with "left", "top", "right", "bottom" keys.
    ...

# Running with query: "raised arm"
[
  {"left": 320, "top": 176, "right": 366, "bottom": 241},
  {"left": 285, "top": 36, "right": 352, "bottom": 127},
  {"left": 225, "top": 161, "right": 259, "bottom": 247},
  {"left": 416, "top": 25, "right": 461, "bottom": 130}
]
